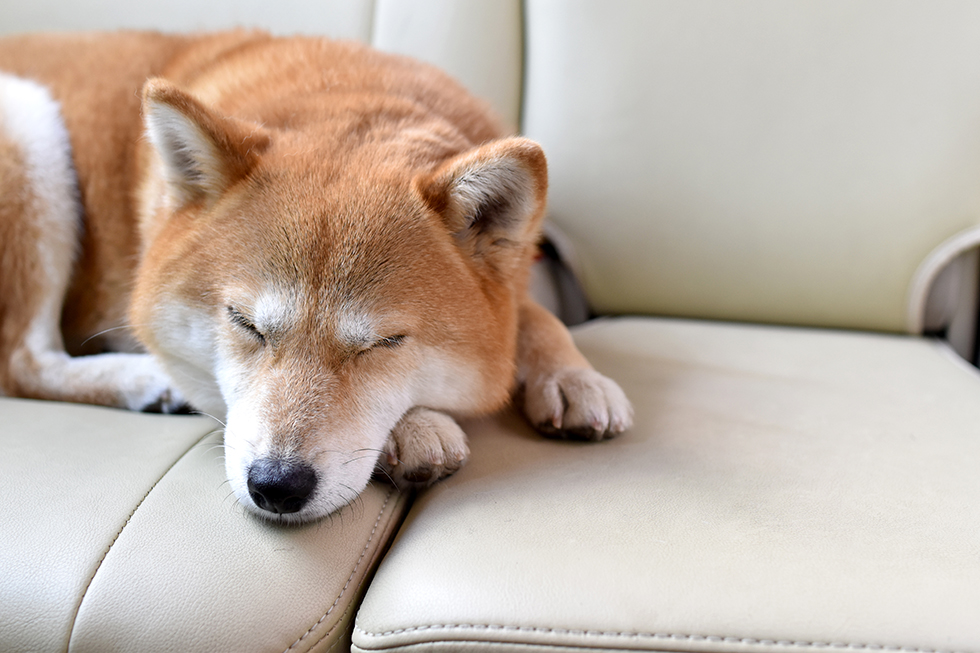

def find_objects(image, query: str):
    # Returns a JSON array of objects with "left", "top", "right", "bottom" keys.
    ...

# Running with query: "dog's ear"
[
  {"left": 417, "top": 137, "right": 548, "bottom": 268},
  {"left": 142, "top": 79, "right": 269, "bottom": 208}
]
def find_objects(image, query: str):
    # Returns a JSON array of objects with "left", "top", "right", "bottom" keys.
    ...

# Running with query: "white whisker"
[
  {"left": 193, "top": 411, "right": 227, "bottom": 427},
  {"left": 79, "top": 324, "right": 144, "bottom": 347}
]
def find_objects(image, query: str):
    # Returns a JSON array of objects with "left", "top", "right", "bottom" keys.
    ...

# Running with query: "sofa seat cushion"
[
  {"left": 0, "top": 399, "right": 409, "bottom": 653},
  {"left": 352, "top": 317, "right": 980, "bottom": 653}
]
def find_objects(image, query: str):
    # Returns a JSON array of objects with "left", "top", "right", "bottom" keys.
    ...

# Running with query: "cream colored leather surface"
[
  {"left": 0, "top": 399, "right": 214, "bottom": 652},
  {"left": 353, "top": 318, "right": 980, "bottom": 652},
  {"left": 0, "top": 0, "right": 524, "bottom": 138},
  {"left": 372, "top": 0, "right": 523, "bottom": 133},
  {"left": 69, "top": 431, "right": 407, "bottom": 653},
  {"left": 522, "top": 0, "right": 980, "bottom": 332},
  {"left": 0, "top": 0, "right": 375, "bottom": 38},
  {"left": 0, "top": 399, "right": 409, "bottom": 652}
]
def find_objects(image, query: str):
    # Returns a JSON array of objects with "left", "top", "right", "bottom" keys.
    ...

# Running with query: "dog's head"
[{"left": 130, "top": 79, "right": 547, "bottom": 522}]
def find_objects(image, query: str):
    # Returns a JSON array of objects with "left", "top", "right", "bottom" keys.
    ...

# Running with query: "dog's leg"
[
  {"left": 379, "top": 407, "right": 470, "bottom": 487},
  {"left": 517, "top": 297, "right": 633, "bottom": 440},
  {"left": 0, "top": 74, "right": 186, "bottom": 413}
]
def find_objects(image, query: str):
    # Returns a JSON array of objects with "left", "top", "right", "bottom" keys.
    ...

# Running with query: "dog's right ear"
[
  {"left": 142, "top": 79, "right": 269, "bottom": 208},
  {"left": 416, "top": 137, "right": 548, "bottom": 271}
]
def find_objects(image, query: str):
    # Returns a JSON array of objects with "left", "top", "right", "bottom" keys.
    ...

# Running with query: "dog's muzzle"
[{"left": 246, "top": 458, "right": 318, "bottom": 514}]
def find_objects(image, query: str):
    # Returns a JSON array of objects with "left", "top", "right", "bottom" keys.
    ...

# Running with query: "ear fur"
[
  {"left": 142, "top": 79, "right": 269, "bottom": 207},
  {"left": 418, "top": 137, "right": 548, "bottom": 266}
]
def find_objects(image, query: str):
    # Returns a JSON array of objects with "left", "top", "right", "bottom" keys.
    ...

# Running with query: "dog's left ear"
[
  {"left": 142, "top": 78, "right": 270, "bottom": 209},
  {"left": 417, "top": 137, "right": 548, "bottom": 268}
]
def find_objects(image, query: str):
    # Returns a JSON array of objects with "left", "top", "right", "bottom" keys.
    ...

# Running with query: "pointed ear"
[
  {"left": 141, "top": 78, "right": 269, "bottom": 208},
  {"left": 417, "top": 137, "right": 548, "bottom": 266}
]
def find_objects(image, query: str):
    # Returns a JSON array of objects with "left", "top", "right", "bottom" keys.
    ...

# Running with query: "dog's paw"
[
  {"left": 139, "top": 386, "right": 193, "bottom": 414},
  {"left": 523, "top": 368, "right": 633, "bottom": 441},
  {"left": 115, "top": 355, "right": 192, "bottom": 414},
  {"left": 379, "top": 407, "right": 469, "bottom": 488}
]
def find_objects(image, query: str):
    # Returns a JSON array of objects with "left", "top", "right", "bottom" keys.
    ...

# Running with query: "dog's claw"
[
  {"left": 403, "top": 466, "right": 435, "bottom": 484},
  {"left": 141, "top": 390, "right": 193, "bottom": 415},
  {"left": 140, "top": 386, "right": 193, "bottom": 415}
]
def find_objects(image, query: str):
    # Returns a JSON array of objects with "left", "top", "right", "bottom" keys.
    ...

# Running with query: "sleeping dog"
[{"left": 0, "top": 31, "right": 632, "bottom": 522}]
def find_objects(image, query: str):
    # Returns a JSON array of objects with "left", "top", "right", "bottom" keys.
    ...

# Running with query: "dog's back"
[{"left": 1, "top": 32, "right": 503, "bottom": 355}]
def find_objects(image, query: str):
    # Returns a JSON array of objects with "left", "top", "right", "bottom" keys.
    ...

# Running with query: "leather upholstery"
[
  {"left": 352, "top": 319, "right": 980, "bottom": 652},
  {"left": 3, "top": 2, "right": 980, "bottom": 652},
  {"left": 0, "top": 0, "right": 376, "bottom": 40},
  {"left": 0, "top": 400, "right": 215, "bottom": 652},
  {"left": 372, "top": 0, "right": 524, "bottom": 133},
  {"left": 522, "top": 0, "right": 980, "bottom": 332},
  {"left": 0, "top": 0, "right": 525, "bottom": 135},
  {"left": 0, "top": 399, "right": 409, "bottom": 652}
]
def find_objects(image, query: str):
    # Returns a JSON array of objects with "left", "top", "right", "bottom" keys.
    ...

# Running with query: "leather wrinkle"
[
  {"left": 352, "top": 623, "right": 973, "bottom": 653},
  {"left": 65, "top": 425, "right": 221, "bottom": 647},
  {"left": 284, "top": 487, "right": 398, "bottom": 653},
  {"left": 65, "top": 428, "right": 400, "bottom": 653}
]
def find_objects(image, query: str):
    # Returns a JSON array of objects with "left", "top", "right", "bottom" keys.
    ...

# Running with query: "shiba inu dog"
[{"left": 0, "top": 31, "right": 632, "bottom": 522}]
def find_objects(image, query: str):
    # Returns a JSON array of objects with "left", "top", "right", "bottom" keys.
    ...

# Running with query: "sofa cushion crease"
[
  {"left": 67, "top": 419, "right": 220, "bottom": 639},
  {"left": 0, "top": 397, "right": 411, "bottom": 653},
  {"left": 281, "top": 487, "right": 408, "bottom": 653},
  {"left": 65, "top": 427, "right": 410, "bottom": 653},
  {"left": 0, "top": 400, "right": 218, "bottom": 653}
]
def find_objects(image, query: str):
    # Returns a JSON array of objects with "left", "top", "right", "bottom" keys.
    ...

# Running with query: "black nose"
[{"left": 247, "top": 458, "right": 318, "bottom": 514}]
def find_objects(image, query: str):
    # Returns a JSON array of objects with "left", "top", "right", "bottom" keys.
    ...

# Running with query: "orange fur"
[
  {"left": 0, "top": 31, "right": 631, "bottom": 521},
  {"left": 0, "top": 127, "right": 39, "bottom": 393}
]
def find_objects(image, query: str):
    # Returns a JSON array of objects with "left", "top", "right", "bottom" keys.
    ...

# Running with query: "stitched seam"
[
  {"left": 67, "top": 428, "right": 216, "bottom": 640},
  {"left": 352, "top": 624, "right": 972, "bottom": 653},
  {"left": 324, "top": 596, "right": 363, "bottom": 653},
  {"left": 284, "top": 487, "right": 397, "bottom": 653}
]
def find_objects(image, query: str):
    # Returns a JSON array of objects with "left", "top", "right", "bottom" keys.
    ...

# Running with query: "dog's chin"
[
  {"left": 240, "top": 500, "right": 322, "bottom": 526},
  {"left": 226, "top": 458, "right": 379, "bottom": 525},
  {"left": 234, "top": 486, "right": 365, "bottom": 525}
]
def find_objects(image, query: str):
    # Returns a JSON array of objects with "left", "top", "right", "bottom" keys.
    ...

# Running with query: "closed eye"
[
  {"left": 376, "top": 334, "right": 407, "bottom": 348},
  {"left": 227, "top": 306, "right": 266, "bottom": 344},
  {"left": 359, "top": 334, "right": 407, "bottom": 355}
]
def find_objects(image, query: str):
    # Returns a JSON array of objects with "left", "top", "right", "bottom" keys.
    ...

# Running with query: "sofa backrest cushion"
[
  {"left": 522, "top": 0, "right": 980, "bottom": 332},
  {"left": 0, "top": 0, "right": 524, "bottom": 132},
  {"left": 372, "top": 0, "right": 523, "bottom": 134}
]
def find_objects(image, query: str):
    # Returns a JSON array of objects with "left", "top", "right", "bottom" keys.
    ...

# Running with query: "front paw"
[
  {"left": 379, "top": 407, "right": 470, "bottom": 488},
  {"left": 122, "top": 356, "right": 192, "bottom": 414},
  {"left": 139, "top": 386, "right": 193, "bottom": 414},
  {"left": 522, "top": 368, "right": 633, "bottom": 441}
]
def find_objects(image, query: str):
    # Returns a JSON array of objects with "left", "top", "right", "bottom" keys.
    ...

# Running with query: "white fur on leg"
[
  {"left": 0, "top": 74, "right": 185, "bottom": 412},
  {"left": 0, "top": 72, "right": 81, "bottom": 354}
]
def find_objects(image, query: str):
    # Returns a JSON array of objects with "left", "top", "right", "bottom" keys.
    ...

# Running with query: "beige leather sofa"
[{"left": 3, "top": 1, "right": 980, "bottom": 651}]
